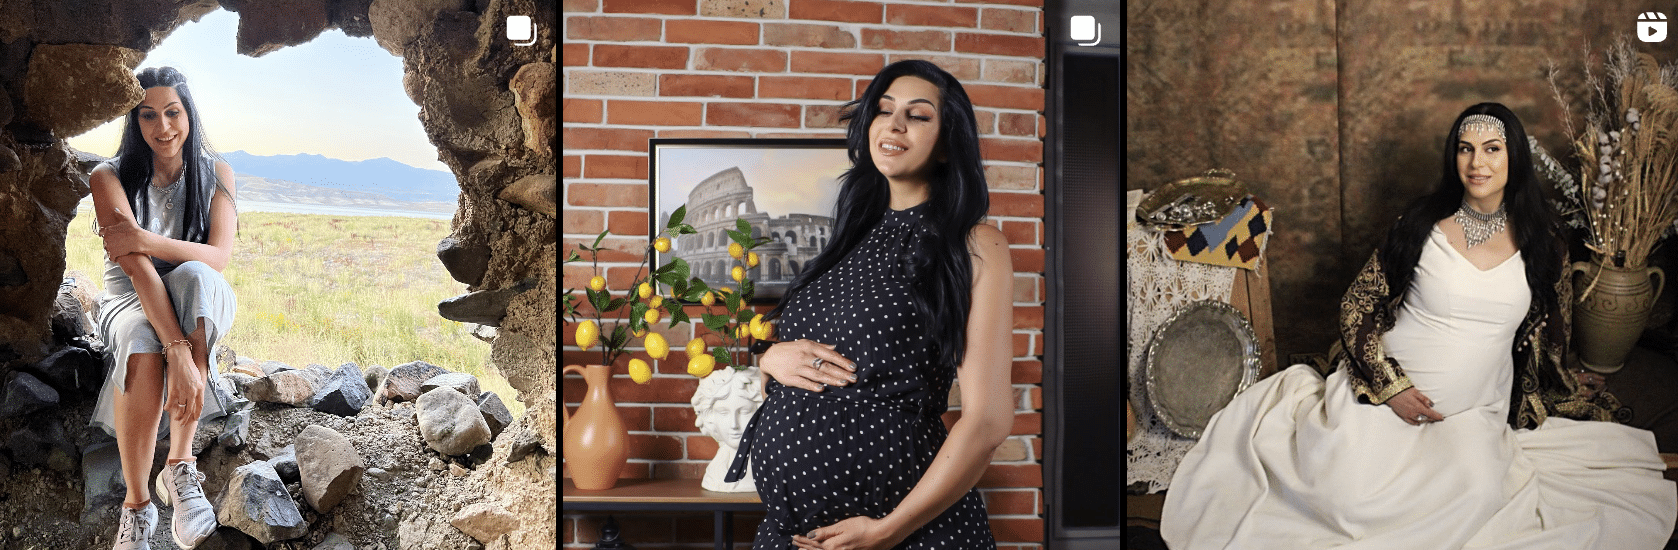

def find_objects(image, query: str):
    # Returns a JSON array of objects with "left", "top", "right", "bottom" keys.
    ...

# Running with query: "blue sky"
[{"left": 68, "top": 8, "right": 446, "bottom": 172}]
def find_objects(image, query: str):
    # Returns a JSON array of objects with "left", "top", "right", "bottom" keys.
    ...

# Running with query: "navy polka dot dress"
[{"left": 725, "top": 202, "right": 997, "bottom": 549}]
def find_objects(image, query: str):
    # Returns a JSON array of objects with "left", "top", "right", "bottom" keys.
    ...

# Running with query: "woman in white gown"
[{"left": 1161, "top": 103, "right": 1676, "bottom": 549}]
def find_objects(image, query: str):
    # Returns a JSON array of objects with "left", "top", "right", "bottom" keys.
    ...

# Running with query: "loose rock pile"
[{"left": 0, "top": 276, "right": 551, "bottom": 549}]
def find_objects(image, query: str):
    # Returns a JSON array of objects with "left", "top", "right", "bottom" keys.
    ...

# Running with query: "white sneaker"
[
  {"left": 154, "top": 461, "right": 217, "bottom": 549},
  {"left": 112, "top": 502, "right": 156, "bottom": 550}
]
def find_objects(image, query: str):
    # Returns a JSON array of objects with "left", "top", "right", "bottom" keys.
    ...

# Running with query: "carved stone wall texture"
[
  {"left": 1128, "top": 0, "right": 1678, "bottom": 360},
  {"left": 0, "top": 0, "right": 556, "bottom": 547}
]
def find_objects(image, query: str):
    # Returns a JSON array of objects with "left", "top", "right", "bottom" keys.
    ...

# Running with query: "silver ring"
[
  {"left": 811, "top": 357, "right": 824, "bottom": 370},
  {"left": 1415, "top": 414, "right": 1427, "bottom": 422}
]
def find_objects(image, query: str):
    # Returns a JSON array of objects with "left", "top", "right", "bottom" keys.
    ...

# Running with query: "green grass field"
[{"left": 64, "top": 205, "right": 524, "bottom": 417}]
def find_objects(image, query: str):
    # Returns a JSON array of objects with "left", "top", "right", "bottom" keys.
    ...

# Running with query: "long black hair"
[
  {"left": 773, "top": 60, "right": 990, "bottom": 371},
  {"left": 113, "top": 66, "right": 227, "bottom": 245},
  {"left": 1377, "top": 103, "right": 1564, "bottom": 318}
]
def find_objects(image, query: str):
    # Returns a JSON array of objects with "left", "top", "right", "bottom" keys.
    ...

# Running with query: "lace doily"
[{"left": 1126, "top": 219, "right": 1237, "bottom": 494}]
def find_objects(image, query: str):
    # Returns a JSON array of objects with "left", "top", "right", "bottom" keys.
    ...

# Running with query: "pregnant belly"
[{"left": 1384, "top": 339, "right": 1513, "bottom": 417}]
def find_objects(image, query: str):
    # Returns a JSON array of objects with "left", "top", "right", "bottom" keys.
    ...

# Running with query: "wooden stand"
[{"left": 564, "top": 478, "right": 764, "bottom": 549}]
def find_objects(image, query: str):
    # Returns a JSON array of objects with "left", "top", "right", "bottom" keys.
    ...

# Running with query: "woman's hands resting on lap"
[
  {"left": 1388, "top": 387, "right": 1443, "bottom": 425},
  {"left": 794, "top": 516, "right": 907, "bottom": 550},
  {"left": 760, "top": 339, "right": 857, "bottom": 392},
  {"left": 98, "top": 217, "right": 154, "bottom": 260},
  {"left": 165, "top": 344, "right": 204, "bottom": 421}
]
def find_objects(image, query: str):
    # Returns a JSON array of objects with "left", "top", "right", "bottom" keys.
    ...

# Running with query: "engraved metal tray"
[
  {"left": 1136, "top": 169, "right": 1248, "bottom": 227},
  {"left": 1144, "top": 300, "right": 1260, "bottom": 439}
]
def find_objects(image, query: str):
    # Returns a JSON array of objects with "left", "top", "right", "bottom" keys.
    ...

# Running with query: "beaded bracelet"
[{"left": 162, "top": 339, "right": 192, "bottom": 352}]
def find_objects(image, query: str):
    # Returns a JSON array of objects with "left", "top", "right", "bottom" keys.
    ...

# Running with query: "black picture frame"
[{"left": 648, "top": 138, "right": 849, "bottom": 303}]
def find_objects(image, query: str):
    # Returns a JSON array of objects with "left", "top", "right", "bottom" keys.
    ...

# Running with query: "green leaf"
[
  {"left": 736, "top": 308, "right": 756, "bottom": 324},
  {"left": 658, "top": 271, "right": 684, "bottom": 289},
  {"left": 592, "top": 230, "right": 609, "bottom": 249},
  {"left": 588, "top": 288, "right": 608, "bottom": 312},
  {"left": 630, "top": 301, "right": 648, "bottom": 322},
  {"left": 725, "top": 288, "right": 742, "bottom": 312},
  {"left": 678, "top": 225, "right": 697, "bottom": 235},
  {"left": 669, "top": 204, "right": 687, "bottom": 228},
  {"left": 609, "top": 325, "right": 629, "bottom": 349},
  {"left": 604, "top": 297, "right": 627, "bottom": 313},
  {"left": 740, "top": 279, "right": 755, "bottom": 301},
  {"left": 736, "top": 218, "right": 751, "bottom": 235},
  {"left": 702, "top": 313, "right": 728, "bottom": 332},
  {"left": 711, "top": 347, "right": 731, "bottom": 367},
  {"left": 566, "top": 250, "right": 582, "bottom": 263},
  {"left": 669, "top": 307, "right": 690, "bottom": 326},
  {"left": 672, "top": 258, "right": 691, "bottom": 282},
  {"left": 726, "top": 230, "right": 743, "bottom": 245}
]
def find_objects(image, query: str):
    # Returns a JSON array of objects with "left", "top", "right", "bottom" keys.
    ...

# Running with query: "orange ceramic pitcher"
[{"left": 563, "top": 364, "right": 628, "bottom": 490}]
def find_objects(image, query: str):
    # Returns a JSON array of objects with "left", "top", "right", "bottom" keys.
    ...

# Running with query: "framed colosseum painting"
[{"left": 649, "top": 138, "right": 849, "bottom": 303}]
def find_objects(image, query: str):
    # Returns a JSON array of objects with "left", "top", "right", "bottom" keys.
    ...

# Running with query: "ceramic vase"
[
  {"left": 563, "top": 363, "right": 628, "bottom": 490},
  {"left": 1571, "top": 261, "right": 1666, "bottom": 373}
]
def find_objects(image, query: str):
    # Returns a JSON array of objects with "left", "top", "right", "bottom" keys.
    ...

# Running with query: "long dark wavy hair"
[
  {"left": 1377, "top": 103, "right": 1564, "bottom": 320},
  {"left": 772, "top": 60, "right": 989, "bottom": 371},
  {"left": 113, "top": 66, "right": 228, "bottom": 245}
]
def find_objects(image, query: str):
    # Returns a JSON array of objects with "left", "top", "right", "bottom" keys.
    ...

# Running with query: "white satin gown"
[{"left": 1161, "top": 227, "right": 1676, "bottom": 549}]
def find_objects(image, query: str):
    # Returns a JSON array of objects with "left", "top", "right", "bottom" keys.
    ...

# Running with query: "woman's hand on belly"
[
  {"left": 795, "top": 515, "right": 908, "bottom": 550},
  {"left": 762, "top": 339, "right": 857, "bottom": 393},
  {"left": 1387, "top": 387, "right": 1444, "bottom": 426}
]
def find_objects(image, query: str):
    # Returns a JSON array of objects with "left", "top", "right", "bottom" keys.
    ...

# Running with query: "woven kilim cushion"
[{"left": 1161, "top": 196, "right": 1272, "bottom": 270}]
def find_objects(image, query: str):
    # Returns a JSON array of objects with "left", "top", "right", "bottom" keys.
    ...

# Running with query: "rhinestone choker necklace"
[{"left": 1455, "top": 200, "right": 1507, "bottom": 249}]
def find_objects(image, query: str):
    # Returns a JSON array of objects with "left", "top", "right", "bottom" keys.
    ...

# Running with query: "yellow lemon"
[
  {"left": 644, "top": 332, "right": 669, "bottom": 360},
  {"left": 575, "top": 320, "right": 600, "bottom": 350},
  {"left": 649, "top": 295, "right": 663, "bottom": 308},
  {"left": 735, "top": 324, "right": 749, "bottom": 339},
  {"left": 637, "top": 282, "right": 653, "bottom": 300},
  {"left": 728, "top": 242, "right": 744, "bottom": 259},
  {"left": 731, "top": 266, "right": 745, "bottom": 282},
  {"left": 687, "top": 354, "right": 716, "bottom": 378},
  {"left": 747, "top": 252, "right": 759, "bottom": 268},
  {"left": 686, "top": 337, "right": 707, "bottom": 357},
  {"left": 588, "top": 275, "right": 606, "bottom": 292},
  {"left": 750, "top": 314, "right": 771, "bottom": 340},
  {"left": 631, "top": 326, "right": 648, "bottom": 338},
  {"left": 701, "top": 292, "right": 716, "bottom": 306},
  {"left": 644, "top": 308, "right": 661, "bottom": 325},
  {"left": 654, "top": 237, "right": 671, "bottom": 253},
  {"left": 628, "top": 358, "right": 653, "bottom": 384}
]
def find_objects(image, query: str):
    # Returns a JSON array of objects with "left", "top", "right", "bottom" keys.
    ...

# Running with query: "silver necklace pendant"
[{"left": 1455, "top": 200, "right": 1507, "bottom": 249}]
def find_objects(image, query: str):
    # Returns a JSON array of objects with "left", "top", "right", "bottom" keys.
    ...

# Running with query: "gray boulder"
[
  {"left": 258, "top": 360, "right": 296, "bottom": 377},
  {"left": 81, "top": 440, "right": 125, "bottom": 519},
  {"left": 295, "top": 425, "right": 365, "bottom": 513},
  {"left": 378, "top": 361, "right": 449, "bottom": 404},
  {"left": 217, "top": 461, "right": 307, "bottom": 543},
  {"left": 0, "top": 371, "right": 59, "bottom": 417},
  {"left": 311, "top": 532, "right": 356, "bottom": 550},
  {"left": 421, "top": 371, "right": 479, "bottom": 397},
  {"left": 7, "top": 419, "right": 76, "bottom": 473},
  {"left": 417, "top": 387, "right": 492, "bottom": 456},
  {"left": 451, "top": 502, "right": 518, "bottom": 545},
  {"left": 477, "top": 391, "right": 512, "bottom": 440},
  {"left": 219, "top": 407, "right": 252, "bottom": 450},
  {"left": 309, "top": 363, "right": 372, "bottom": 417},
  {"left": 198, "top": 527, "right": 258, "bottom": 550},
  {"left": 246, "top": 370, "right": 316, "bottom": 406},
  {"left": 362, "top": 364, "right": 388, "bottom": 394},
  {"left": 29, "top": 345, "right": 98, "bottom": 395},
  {"left": 225, "top": 372, "right": 258, "bottom": 397},
  {"left": 267, "top": 444, "right": 299, "bottom": 484}
]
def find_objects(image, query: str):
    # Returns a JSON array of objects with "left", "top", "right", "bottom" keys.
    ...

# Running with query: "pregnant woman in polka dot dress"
[{"left": 724, "top": 60, "right": 1015, "bottom": 550}]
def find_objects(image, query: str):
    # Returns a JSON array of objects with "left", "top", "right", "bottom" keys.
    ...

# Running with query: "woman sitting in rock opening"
[{"left": 88, "top": 66, "right": 238, "bottom": 550}]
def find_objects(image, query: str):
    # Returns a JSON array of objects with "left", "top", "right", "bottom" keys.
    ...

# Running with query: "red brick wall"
[{"left": 562, "top": 0, "right": 1046, "bottom": 547}]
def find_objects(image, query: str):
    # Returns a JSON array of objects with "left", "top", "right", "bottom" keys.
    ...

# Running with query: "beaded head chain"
[{"left": 1458, "top": 114, "right": 1506, "bottom": 142}]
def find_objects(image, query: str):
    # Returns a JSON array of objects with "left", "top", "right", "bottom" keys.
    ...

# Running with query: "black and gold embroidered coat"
[{"left": 1331, "top": 250, "right": 1629, "bottom": 430}]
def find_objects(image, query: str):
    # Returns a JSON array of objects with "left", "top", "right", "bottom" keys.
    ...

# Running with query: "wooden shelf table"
[{"left": 563, "top": 478, "right": 764, "bottom": 550}]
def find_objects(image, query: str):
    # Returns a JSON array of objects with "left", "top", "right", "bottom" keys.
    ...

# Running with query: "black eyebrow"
[
  {"left": 1457, "top": 138, "right": 1504, "bottom": 146},
  {"left": 880, "top": 95, "right": 935, "bottom": 107},
  {"left": 138, "top": 102, "right": 182, "bottom": 111}
]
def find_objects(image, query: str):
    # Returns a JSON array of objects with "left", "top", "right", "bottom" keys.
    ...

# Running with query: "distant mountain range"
[{"left": 219, "top": 151, "right": 458, "bottom": 204}]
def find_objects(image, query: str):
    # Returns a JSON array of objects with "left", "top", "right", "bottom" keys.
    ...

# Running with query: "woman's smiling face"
[
  {"left": 137, "top": 85, "right": 190, "bottom": 159},
  {"left": 868, "top": 76, "right": 944, "bottom": 187}
]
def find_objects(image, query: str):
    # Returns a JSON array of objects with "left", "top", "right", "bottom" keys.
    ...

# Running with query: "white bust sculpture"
[{"left": 692, "top": 366, "right": 763, "bottom": 492}]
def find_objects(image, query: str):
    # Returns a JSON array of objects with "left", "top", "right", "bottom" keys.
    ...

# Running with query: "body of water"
[{"left": 76, "top": 199, "right": 454, "bottom": 220}]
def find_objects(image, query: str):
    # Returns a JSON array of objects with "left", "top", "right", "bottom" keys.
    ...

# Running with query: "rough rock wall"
[
  {"left": 1127, "top": 0, "right": 1678, "bottom": 360},
  {"left": 0, "top": 0, "right": 556, "bottom": 547}
]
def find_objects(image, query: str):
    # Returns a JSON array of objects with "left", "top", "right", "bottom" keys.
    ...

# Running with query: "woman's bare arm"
[{"left": 90, "top": 165, "right": 189, "bottom": 345}]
